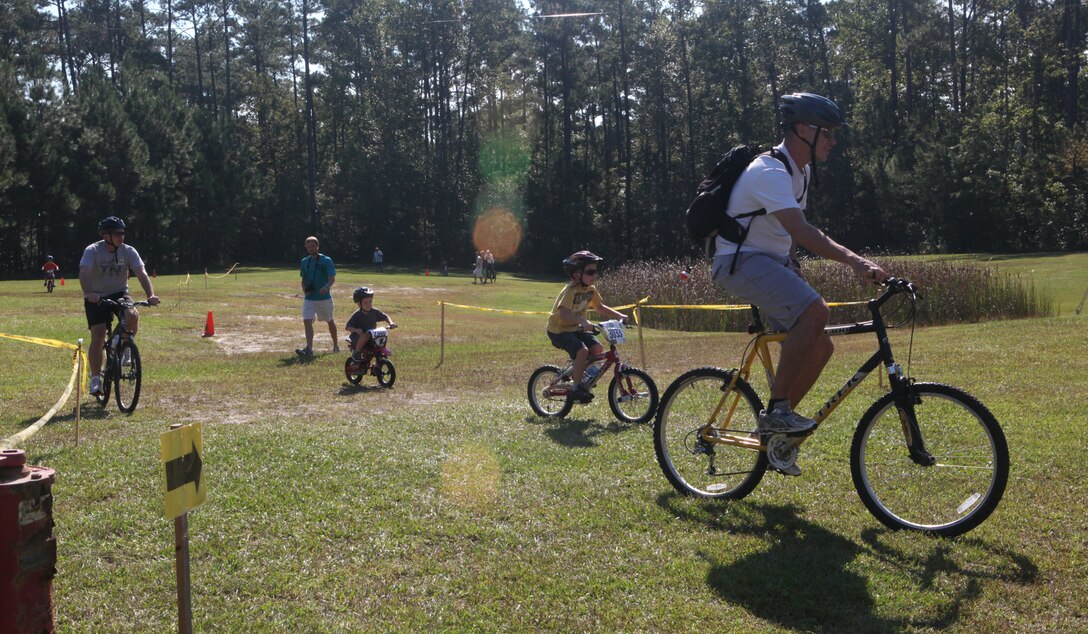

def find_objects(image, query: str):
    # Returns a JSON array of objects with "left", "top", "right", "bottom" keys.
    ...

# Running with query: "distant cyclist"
[
  {"left": 41, "top": 256, "right": 59, "bottom": 287},
  {"left": 79, "top": 216, "right": 160, "bottom": 396}
]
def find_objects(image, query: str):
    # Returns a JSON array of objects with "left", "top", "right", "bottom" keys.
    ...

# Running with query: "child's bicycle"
[
  {"left": 528, "top": 319, "right": 659, "bottom": 424},
  {"left": 94, "top": 298, "right": 151, "bottom": 414},
  {"left": 652, "top": 278, "right": 1009, "bottom": 537},
  {"left": 45, "top": 272, "right": 56, "bottom": 293},
  {"left": 344, "top": 327, "right": 396, "bottom": 388}
]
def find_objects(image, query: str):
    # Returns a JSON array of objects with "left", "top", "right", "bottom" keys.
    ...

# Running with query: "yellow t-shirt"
[{"left": 547, "top": 282, "right": 602, "bottom": 333}]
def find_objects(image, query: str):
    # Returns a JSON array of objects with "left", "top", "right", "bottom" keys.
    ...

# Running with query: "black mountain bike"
[{"left": 94, "top": 299, "right": 150, "bottom": 414}]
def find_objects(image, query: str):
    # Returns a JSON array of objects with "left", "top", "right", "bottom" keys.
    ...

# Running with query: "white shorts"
[{"left": 302, "top": 298, "right": 334, "bottom": 322}]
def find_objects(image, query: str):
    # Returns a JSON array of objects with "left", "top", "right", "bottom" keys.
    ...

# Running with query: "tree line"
[{"left": 0, "top": 0, "right": 1084, "bottom": 275}]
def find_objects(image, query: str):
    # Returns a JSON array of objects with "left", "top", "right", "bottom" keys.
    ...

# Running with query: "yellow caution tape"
[
  {"left": 0, "top": 333, "right": 80, "bottom": 350},
  {"left": 0, "top": 339, "right": 86, "bottom": 449},
  {"left": 205, "top": 263, "right": 240, "bottom": 279},
  {"left": 439, "top": 301, "right": 550, "bottom": 316}
]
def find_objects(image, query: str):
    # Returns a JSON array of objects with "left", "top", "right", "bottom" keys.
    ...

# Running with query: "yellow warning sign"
[{"left": 161, "top": 423, "right": 206, "bottom": 519}]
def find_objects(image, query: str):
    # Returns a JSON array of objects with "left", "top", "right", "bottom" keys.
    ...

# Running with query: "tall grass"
[{"left": 598, "top": 256, "right": 1052, "bottom": 331}]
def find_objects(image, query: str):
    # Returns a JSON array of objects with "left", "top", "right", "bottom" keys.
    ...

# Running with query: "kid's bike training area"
[{"left": 2, "top": 252, "right": 1086, "bottom": 632}]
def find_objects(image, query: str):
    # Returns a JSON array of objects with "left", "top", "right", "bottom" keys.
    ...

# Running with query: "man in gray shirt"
[{"left": 79, "top": 216, "right": 160, "bottom": 396}]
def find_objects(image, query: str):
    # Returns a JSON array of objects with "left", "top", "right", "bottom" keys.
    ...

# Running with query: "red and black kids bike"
[
  {"left": 528, "top": 319, "right": 659, "bottom": 424},
  {"left": 344, "top": 327, "right": 397, "bottom": 388}
]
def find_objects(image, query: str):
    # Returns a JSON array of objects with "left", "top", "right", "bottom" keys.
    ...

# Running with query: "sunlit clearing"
[
  {"left": 472, "top": 207, "right": 522, "bottom": 263},
  {"left": 440, "top": 444, "right": 502, "bottom": 511}
]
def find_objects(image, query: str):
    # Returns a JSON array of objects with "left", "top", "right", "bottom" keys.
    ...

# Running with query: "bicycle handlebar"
[
  {"left": 879, "top": 277, "right": 922, "bottom": 300},
  {"left": 98, "top": 298, "right": 152, "bottom": 309}
]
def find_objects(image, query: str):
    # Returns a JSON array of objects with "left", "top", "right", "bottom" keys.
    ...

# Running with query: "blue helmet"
[
  {"left": 98, "top": 216, "right": 126, "bottom": 234},
  {"left": 778, "top": 93, "right": 847, "bottom": 129}
]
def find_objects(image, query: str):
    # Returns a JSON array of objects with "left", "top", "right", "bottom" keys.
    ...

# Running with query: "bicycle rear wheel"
[
  {"left": 527, "top": 365, "right": 573, "bottom": 418},
  {"left": 654, "top": 367, "right": 768, "bottom": 499},
  {"left": 114, "top": 340, "right": 142, "bottom": 414},
  {"left": 851, "top": 382, "right": 1008, "bottom": 537}
]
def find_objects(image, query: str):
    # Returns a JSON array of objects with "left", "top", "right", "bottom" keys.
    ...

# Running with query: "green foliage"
[{"left": 0, "top": 0, "right": 1085, "bottom": 275}]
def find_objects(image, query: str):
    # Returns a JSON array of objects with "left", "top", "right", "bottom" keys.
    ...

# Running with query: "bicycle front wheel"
[
  {"left": 114, "top": 340, "right": 142, "bottom": 414},
  {"left": 851, "top": 382, "right": 1008, "bottom": 537},
  {"left": 375, "top": 359, "right": 396, "bottom": 388},
  {"left": 607, "top": 367, "right": 658, "bottom": 425},
  {"left": 654, "top": 367, "right": 768, "bottom": 500}
]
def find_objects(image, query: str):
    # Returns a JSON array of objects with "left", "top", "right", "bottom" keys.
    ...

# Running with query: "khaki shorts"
[
  {"left": 711, "top": 252, "right": 820, "bottom": 331},
  {"left": 302, "top": 298, "right": 334, "bottom": 322}
]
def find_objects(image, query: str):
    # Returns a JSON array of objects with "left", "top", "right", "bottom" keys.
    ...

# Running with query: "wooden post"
[
  {"left": 636, "top": 303, "right": 646, "bottom": 369},
  {"left": 75, "top": 339, "right": 83, "bottom": 447},
  {"left": 439, "top": 302, "right": 445, "bottom": 367},
  {"left": 1076, "top": 285, "right": 1088, "bottom": 315},
  {"left": 170, "top": 423, "right": 194, "bottom": 634}
]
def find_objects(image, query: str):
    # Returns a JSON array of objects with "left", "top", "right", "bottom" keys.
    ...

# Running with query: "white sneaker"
[
  {"left": 89, "top": 375, "right": 103, "bottom": 396},
  {"left": 758, "top": 407, "right": 817, "bottom": 434}
]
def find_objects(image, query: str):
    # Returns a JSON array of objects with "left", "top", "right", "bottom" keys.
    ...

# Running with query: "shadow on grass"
[
  {"left": 336, "top": 383, "right": 389, "bottom": 395},
  {"left": 656, "top": 494, "right": 1038, "bottom": 631},
  {"left": 277, "top": 353, "right": 320, "bottom": 367},
  {"left": 528, "top": 415, "right": 637, "bottom": 448}
]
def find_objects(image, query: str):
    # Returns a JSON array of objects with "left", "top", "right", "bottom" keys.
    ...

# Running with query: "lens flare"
[
  {"left": 472, "top": 207, "right": 522, "bottom": 263},
  {"left": 439, "top": 444, "right": 502, "bottom": 510}
]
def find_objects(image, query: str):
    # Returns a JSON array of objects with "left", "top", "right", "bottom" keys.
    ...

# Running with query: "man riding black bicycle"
[
  {"left": 79, "top": 216, "right": 160, "bottom": 396},
  {"left": 710, "top": 92, "right": 886, "bottom": 475}
]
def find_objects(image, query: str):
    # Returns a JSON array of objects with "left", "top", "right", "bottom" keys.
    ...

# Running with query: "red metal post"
[{"left": 0, "top": 448, "right": 58, "bottom": 633}]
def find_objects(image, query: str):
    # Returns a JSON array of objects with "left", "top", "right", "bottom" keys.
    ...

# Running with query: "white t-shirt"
[
  {"left": 79, "top": 241, "right": 145, "bottom": 295},
  {"left": 715, "top": 143, "right": 809, "bottom": 258}
]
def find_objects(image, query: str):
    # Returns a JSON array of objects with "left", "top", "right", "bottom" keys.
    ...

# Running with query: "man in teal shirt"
[{"left": 297, "top": 236, "right": 338, "bottom": 357}]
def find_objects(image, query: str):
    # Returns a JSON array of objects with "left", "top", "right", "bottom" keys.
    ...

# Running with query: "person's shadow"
[{"left": 658, "top": 496, "right": 1037, "bottom": 631}]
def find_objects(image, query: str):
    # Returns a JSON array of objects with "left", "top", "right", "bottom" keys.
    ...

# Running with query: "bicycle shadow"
[
  {"left": 656, "top": 495, "right": 1037, "bottom": 631},
  {"left": 336, "top": 383, "right": 388, "bottom": 395},
  {"left": 527, "top": 414, "right": 639, "bottom": 448}
]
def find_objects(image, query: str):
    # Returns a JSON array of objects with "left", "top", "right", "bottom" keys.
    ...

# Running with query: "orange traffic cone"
[
  {"left": 60, "top": 278, "right": 65, "bottom": 286},
  {"left": 203, "top": 311, "right": 215, "bottom": 337}
]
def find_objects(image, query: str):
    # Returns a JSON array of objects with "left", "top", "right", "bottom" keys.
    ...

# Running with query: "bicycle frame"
[
  {"left": 705, "top": 283, "right": 933, "bottom": 464},
  {"left": 544, "top": 323, "right": 636, "bottom": 397}
]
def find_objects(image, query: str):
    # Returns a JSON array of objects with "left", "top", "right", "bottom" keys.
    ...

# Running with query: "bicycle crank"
[{"left": 765, "top": 433, "right": 801, "bottom": 472}]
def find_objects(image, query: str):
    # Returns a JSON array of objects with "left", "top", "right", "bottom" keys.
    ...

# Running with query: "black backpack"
[{"left": 685, "top": 145, "right": 794, "bottom": 274}]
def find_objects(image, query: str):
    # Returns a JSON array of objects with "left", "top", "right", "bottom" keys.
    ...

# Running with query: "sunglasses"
[{"left": 806, "top": 125, "right": 836, "bottom": 140}]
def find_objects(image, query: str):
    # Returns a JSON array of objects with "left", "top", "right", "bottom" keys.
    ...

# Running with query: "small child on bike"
[
  {"left": 345, "top": 286, "right": 397, "bottom": 361},
  {"left": 42, "top": 255, "right": 59, "bottom": 285},
  {"left": 547, "top": 250, "right": 629, "bottom": 403}
]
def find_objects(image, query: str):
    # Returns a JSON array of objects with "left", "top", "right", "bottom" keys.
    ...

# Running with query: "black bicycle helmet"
[
  {"left": 561, "top": 250, "right": 604, "bottom": 276},
  {"left": 778, "top": 93, "right": 847, "bottom": 129},
  {"left": 98, "top": 216, "right": 126, "bottom": 233},
  {"left": 353, "top": 286, "right": 375, "bottom": 302},
  {"left": 46, "top": 255, "right": 54, "bottom": 261}
]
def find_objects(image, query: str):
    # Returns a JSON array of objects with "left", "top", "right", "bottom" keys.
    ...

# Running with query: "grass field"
[{"left": 2, "top": 256, "right": 1086, "bottom": 632}]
